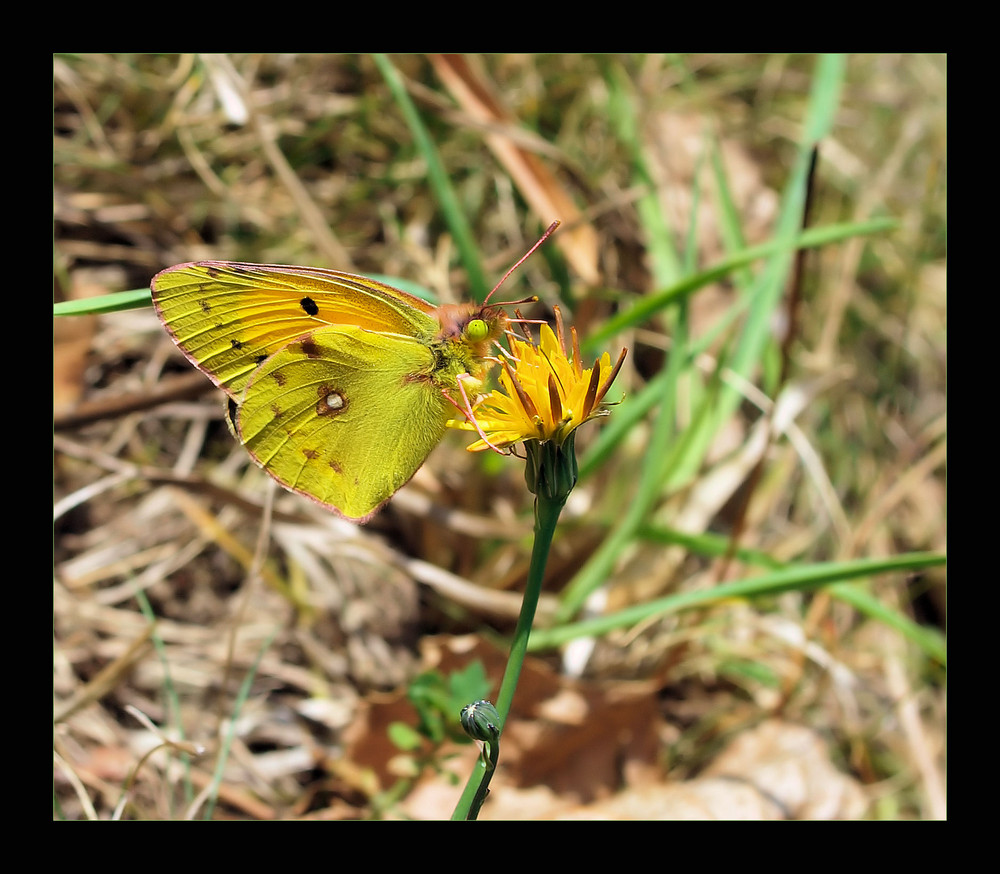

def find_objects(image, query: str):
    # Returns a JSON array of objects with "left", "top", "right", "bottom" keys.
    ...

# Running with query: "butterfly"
[{"left": 150, "top": 224, "right": 557, "bottom": 521}]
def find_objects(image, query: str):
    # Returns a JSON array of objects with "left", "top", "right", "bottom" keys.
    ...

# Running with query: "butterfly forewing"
[{"left": 151, "top": 261, "right": 439, "bottom": 397}]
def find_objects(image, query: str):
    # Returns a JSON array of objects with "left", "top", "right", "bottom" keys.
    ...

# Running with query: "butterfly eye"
[{"left": 466, "top": 318, "right": 489, "bottom": 342}]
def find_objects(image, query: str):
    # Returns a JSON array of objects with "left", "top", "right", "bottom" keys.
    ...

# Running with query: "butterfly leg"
[{"left": 447, "top": 374, "right": 508, "bottom": 455}]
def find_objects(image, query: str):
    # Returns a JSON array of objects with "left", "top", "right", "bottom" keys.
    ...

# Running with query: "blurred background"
[{"left": 54, "top": 54, "right": 945, "bottom": 820}]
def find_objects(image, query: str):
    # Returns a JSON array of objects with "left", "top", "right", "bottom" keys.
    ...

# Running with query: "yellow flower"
[{"left": 451, "top": 308, "right": 626, "bottom": 452}]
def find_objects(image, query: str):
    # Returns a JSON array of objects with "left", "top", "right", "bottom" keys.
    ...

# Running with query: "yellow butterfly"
[{"left": 150, "top": 225, "right": 556, "bottom": 521}]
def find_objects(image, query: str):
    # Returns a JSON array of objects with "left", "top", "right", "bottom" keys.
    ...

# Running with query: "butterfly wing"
[
  {"left": 236, "top": 324, "right": 452, "bottom": 521},
  {"left": 150, "top": 262, "right": 438, "bottom": 397}
]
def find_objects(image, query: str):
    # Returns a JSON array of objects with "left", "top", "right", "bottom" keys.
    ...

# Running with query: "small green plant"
[
  {"left": 392, "top": 661, "right": 493, "bottom": 751},
  {"left": 368, "top": 661, "right": 493, "bottom": 817}
]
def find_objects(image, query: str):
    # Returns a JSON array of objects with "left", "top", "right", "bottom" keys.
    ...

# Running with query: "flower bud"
[{"left": 460, "top": 699, "right": 500, "bottom": 743}]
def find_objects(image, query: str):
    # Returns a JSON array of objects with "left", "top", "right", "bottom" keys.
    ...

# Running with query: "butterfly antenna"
[{"left": 484, "top": 220, "right": 561, "bottom": 305}]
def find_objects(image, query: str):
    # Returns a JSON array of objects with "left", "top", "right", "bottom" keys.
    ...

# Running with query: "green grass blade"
[
  {"left": 54, "top": 288, "right": 152, "bottom": 316},
  {"left": 584, "top": 218, "right": 899, "bottom": 352},
  {"left": 829, "top": 580, "right": 946, "bottom": 665},
  {"left": 603, "top": 59, "right": 680, "bottom": 287},
  {"left": 583, "top": 217, "right": 896, "bottom": 351},
  {"left": 555, "top": 362, "right": 681, "bottom": 623},
  {"left": 534, "top": 552, "right": 947, "bottom": 660},
  {"left": 135, "top": 590, "right": 195, "bottom": 811},
  {"left": 372, "top": 54, "right": 489, "bottom": 300},
  {"left": 639, "top": 522, "right": 787, "bottom": 571},
  {"left": 709, "top": 54, "right": 845, "bottom": 434},
  {"left": 709, "top": 137, "right": 753, "bottom": 288},
  {"left": 200, "top": 626, "right": 279, "bottom": 820}
]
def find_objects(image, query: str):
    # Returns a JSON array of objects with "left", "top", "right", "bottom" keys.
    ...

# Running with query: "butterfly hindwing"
[{"left": 236, "top": 325, "right": 452, "bottom": 520}]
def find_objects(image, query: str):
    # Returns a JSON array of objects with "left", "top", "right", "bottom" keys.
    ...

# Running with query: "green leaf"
[{"left": 387, "top": 721, "right": 425, "bottom": 752}]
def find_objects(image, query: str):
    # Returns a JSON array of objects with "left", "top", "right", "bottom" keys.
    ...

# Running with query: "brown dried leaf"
[{"left": 429, "top": 54, "right": 600, "bottom": 285}]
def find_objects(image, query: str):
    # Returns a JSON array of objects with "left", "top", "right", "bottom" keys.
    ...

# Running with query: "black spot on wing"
[
  {"left": 300, "top": 338, "right": 322, "bottom": 359},
  {"left": 300, "top": 296, "right": 319, "bottom": 316}
]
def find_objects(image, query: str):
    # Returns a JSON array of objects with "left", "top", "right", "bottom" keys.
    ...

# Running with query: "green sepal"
[{"left": 524, "top": 433, "right": 578, "bottom": 503}]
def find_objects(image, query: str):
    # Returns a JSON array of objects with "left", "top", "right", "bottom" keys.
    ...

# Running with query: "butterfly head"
[
  {"left": 434, "top": 302, "right": 508, "bottom": 353},
  {"left": 433, "top": 220, "right": 559, "bottom": 361}
]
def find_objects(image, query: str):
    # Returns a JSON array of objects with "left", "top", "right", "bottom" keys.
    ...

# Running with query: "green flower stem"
[
  {"left": 451, "top": 488, "right": 566, "bottom": 821},
  {"left": 494, "top": 492, "right": 564, "bottom": 725}
]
